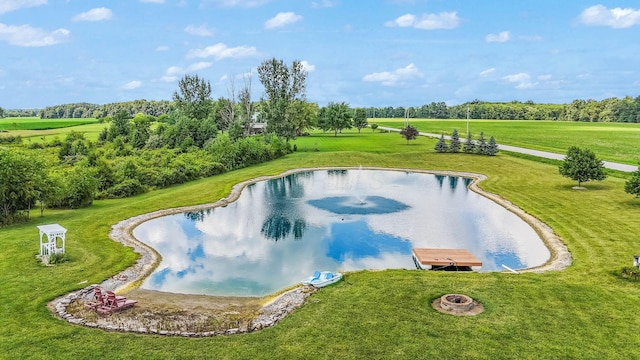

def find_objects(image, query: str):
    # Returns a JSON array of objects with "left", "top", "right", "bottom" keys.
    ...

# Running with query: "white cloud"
[
  {"left": 479, "top": 68, "right": 496, "bottom": 76},
  {"left": 210, "top": 0, "right": 269, "bottom": 7},
  {"left": 188, "top": 62, "right": 213, "bottom": 71},
  {"left": 311, "top": 0, "right": 336, "bottom": 8},
  {"left": 300, "top": 60, "right": 315, "bottom": 72},
  {"left": 265, "top": 12, "right": 303, "bottom": 29},
  {"left": 537, "top": 74, "right": 552, "bottom": 81},
  {"left": 73, "top": 7, "right": 113, "bottom": 22},
  {"left": 186, "top": 42, "right": 258, "bottom": 60},
  {"left": 503, "top": 73, "right": 530, "bottom": 83},
  {"left": 166, "top": 66, "right": 183, "bottom": 76},
  {"left": 0, "top": 23, "right": 69, "bottom": 47},
  {"left": 385, "top": 12, "right": 460, "bottom": 30},
  {"left": 485, "top": 31, "right": 510, "bottom": 43},
  {"left": 516, "top": 82, "right": 538, "bottom": 89},
  {"left": 122, "top": 80, "right": 142, "bottom": 90},
  {"left": 0, "top": 0, "right": 47, "bottom": 15},
  {"left": 161, "top": 62, "right": 213, "bottom": 82},
  {"left": 156, "top": 45, "right": 169, "bottom": 51},
  {"left": 185, "top": 24, "right": 214, "bottom": 37},
  {"left": 503, "top": 72, "right": 538, "bottom": 89},
  {"left": 362, "top": 63, "right": 424, "bottom": 86},
  {"left": 578, "top": 5, "right": 640, "bottom": 28},
  {"left": 161, "top": 75, "right": 178, "bottom": 82}
]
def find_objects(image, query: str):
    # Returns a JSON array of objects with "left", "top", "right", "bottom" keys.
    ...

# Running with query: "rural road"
[{"left": 378, "top": 126, "right": 637, "bottom": 173}]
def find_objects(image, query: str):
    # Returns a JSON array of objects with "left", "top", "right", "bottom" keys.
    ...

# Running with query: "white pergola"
[{"left": 38, "top": 224, "right": 67, "bottom": 257}]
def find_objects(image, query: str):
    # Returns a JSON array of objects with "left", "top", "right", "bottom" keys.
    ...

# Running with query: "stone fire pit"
[{"left": 432, "top": 293, "right": 484, "bottom": 316}]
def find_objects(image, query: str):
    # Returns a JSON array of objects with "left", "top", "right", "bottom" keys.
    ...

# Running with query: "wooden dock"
[{"left": 412, "top": 248, "right": 482, "bottom": 271}]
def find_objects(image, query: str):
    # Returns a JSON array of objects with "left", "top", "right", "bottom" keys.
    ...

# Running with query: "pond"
[{"left": 133, "top": 169, "right": 550, "bottom": 297}]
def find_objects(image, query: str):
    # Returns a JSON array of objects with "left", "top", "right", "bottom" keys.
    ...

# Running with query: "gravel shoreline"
[{"left": 48, "top": 167, "right": 571, "bottom": 335}]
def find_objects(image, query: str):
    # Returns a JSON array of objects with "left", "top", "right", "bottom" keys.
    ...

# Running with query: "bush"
[
  {"left": 48, "top": 252, "right": 70, "bottom": 265},
  {"left": 101, "top": 178, "right": 146, "bottom": 198}
]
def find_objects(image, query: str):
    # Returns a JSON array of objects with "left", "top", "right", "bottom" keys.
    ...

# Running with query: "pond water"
[{"left": 133, "top": 169, "right": 550, "bottom": 297}]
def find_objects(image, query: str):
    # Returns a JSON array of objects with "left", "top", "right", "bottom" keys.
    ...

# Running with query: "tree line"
[
  {"left": 365, "top": 97, "right": 640, "bottom": 122},
  {"left": 3, "top": 93, "right": 640, "bottom": 124}
]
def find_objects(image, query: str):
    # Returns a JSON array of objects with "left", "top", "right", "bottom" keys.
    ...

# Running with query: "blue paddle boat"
[{"left": 301, "top": 271, "right": 343, "bottom": 287}]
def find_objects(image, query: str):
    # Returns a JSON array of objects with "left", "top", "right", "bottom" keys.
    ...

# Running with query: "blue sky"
[{"left": 2, "top": 0, "right": 640, "bottom": 109}]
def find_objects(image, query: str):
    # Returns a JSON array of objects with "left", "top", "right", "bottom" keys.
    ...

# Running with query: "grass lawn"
[
  {"left": 2, "top": 129, "right": 640, "bottom": 359},
  {"left": 374, "top": 118, "right": 640, "bottom": 166}
]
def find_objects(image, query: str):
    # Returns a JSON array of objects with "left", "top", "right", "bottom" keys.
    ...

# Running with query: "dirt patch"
[{"left": 66, "top": 289, "right": 265, "bottom": 333}]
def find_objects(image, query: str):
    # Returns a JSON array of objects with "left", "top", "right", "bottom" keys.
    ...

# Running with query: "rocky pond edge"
[{"left": 48, "top": 167, "right": 572, "bottom": 336}]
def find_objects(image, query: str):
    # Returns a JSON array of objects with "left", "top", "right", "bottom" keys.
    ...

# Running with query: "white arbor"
[{"left": 38, "top": 224, "right": 67, "bottom": 258}]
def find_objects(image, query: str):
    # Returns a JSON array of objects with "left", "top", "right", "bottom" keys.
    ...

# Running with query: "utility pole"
[
  {"left": 466, "top": 104, "right": 470, "bottom": 135},
  {"left": 404, "top": 107, "right": 411, "bottom": 128}
]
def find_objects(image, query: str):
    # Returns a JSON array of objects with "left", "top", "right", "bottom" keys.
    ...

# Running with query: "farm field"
[
  {"left": 375, "top": 118, "right": 640, "bottom": 165},
  {"left": 0, "top": 117, "right": 104, "bottom": 143},
  {"left": 1, "top": 129, "right": 640, "bottom": 359}
]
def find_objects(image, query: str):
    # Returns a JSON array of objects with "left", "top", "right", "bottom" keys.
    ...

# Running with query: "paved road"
[{"left": 378, "top": 126, "right": 637, "bottom": 173}]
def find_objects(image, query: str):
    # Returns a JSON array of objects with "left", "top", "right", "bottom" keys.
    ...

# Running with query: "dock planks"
[{"left": 412, "top": 248, "right": 482, "bottom": 270}]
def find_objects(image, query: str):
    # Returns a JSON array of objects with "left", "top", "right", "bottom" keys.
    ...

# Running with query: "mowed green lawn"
[
  {"left": 0, "top": 117, "right": 104, "bottom": 143},
  {"left": 375, "top": 118, "right": 640, "bottom": 165},
  {"left": 2, "top": 129, "right": 640, "bottom": 359}
]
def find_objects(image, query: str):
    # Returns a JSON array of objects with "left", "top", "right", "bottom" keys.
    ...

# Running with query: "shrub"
[
  {"left": 48, "top": 252, "right": 70, "bottom": 265},
  {"left": 101, "top": 178, "right": 146, "bottom": 198}
]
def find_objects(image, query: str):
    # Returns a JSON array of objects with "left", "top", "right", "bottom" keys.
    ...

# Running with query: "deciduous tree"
[
  {"left": 257, "top": 58, "right": 307, "bottom": 141},
  {"left": 173, "top": 74, "right": 213, "bottom": 121},
  {"left": 400, "top": 125, "right": 419, "bottom": 144},
  {"left": 0, "top": 149, "right": 48, "bottom": 223},
  {"left": 559, "top": 146, "right": 607, "bottom": 187},
  {"left": 318, "top": 102, "right": 352, "bottom": 136},
  {"left": 353, "top": 108, "right": 368, "bottom": 133}
]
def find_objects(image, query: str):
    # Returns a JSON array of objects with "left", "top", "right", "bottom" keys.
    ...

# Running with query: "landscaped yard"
[{"left": 1, "top": 128, "right": 640, "bottom": 359}]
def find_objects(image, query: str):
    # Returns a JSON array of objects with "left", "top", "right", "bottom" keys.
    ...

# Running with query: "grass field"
[
  {"left": 374, "top": 118, "right": 640, "bottom": 165},
  {"left": 0, "top": 117, "right": 99, "bottom": 130},
  {"left": 2, "top": 128, "right": 640, "bottom": 359},
  {"left": 0, "top": 117, "right": 105, "bottom": 143}
]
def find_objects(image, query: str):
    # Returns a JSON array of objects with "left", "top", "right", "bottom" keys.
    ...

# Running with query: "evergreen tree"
[
  {"left": 559, "top": 146, "right": 607, "bottom": 187},
  {"left": 463, "top": 131, "right": 475, "bottom": 153},
  {"left": 486, "top": 136, "right": 499, "bottom": 156},
  {"left": 624, "top": 165, "right": 640, "bottom": 198},
  {"left": 476, "top": 131, "right": 488, "bottom": 154},
  {"left": 434, "top": 134, "right": 449, "bottom": 153},
  {"left": 449, "top": 129, "right": 460, "bottom": 153}
]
